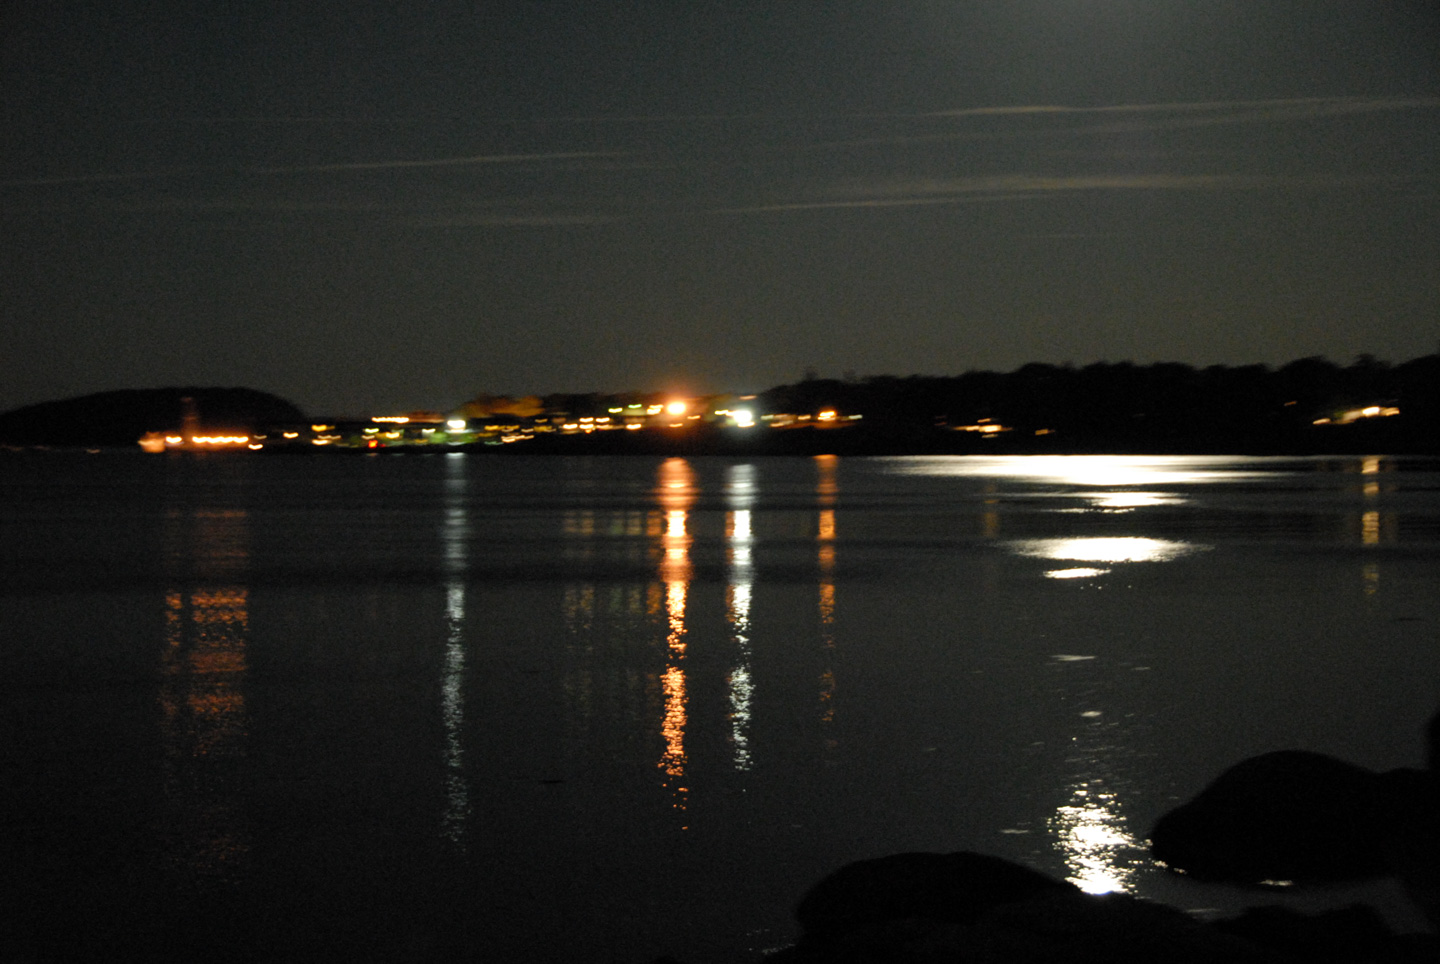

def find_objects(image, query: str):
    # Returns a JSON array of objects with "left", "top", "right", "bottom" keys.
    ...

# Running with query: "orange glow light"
[{"left": 666, "top": 401, "right": 688, "bottom": 417}]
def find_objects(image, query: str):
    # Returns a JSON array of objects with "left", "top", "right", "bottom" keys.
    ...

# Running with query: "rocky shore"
[{"left": 658, "top": 712, "right": 1440, "bottom": 963}]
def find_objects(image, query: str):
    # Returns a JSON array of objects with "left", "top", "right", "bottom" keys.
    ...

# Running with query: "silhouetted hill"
[{"left": 0, "top": 388, "right": 306, "bottom": 448}]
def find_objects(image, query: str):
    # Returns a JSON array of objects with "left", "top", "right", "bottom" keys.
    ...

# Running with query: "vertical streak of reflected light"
[
  {"left": 159, "top": 506, "right": 251, "bottom": 883},
  {"left": 815, "top": 456, "right": 839, "bottom": 740},
  {"left": 1357, "top": 456, "right": 1390, "bottom": 594},
  {"left": 1362, "top": 510, "right": 1381, "bottom": 545},
  {"left": 1044, "top": 656, "right": 1146, "bottom": 895},
  {"left": 981, "top": 482, "right": 1001, "bottom": 540},
  {"left": 440, "top": 454, "right": 471, "bottom": 849},
  {"left": 655, "top": 458, "right": 695, "bottom": 812},
  {"left": 726, "top": 464, "right": 757, "bottom": 771}
]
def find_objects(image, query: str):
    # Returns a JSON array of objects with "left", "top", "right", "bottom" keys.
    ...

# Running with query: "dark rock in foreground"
[
  {"left": 794, "top": 851, "right": 1075, "bottom": 934},
  {"left": 1149, "top": 709, "right": 1440, "bottom": 930},
  {"left": 1150, "top": 750, "right": 1393, "bottom": 884},
  {"left": 773, "top": 851, "right": 1264, "bottom": 963},
  {"left": 760, "top": 850, "right": 1437, "bottom": 964}
]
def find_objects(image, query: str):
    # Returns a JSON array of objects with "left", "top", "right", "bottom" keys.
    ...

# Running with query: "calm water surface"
[{"left": 4, "top": 453, "right": 1440, "bottom": 961}]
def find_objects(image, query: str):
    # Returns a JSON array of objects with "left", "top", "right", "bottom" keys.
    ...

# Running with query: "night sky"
[{"left": 4, "top": 2, "right": 1438, "bottom": 417}]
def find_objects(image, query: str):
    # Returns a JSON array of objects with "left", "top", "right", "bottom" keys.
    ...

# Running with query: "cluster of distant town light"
[
  {"left": 1311, "top": 405, "right": 1401, "bottom": 425},
  {"left": 135, "top": 394, "right": 1401, "bottom": 453},
  {"left": 137, "top": 395, "right": 870, "bottom": 452}
]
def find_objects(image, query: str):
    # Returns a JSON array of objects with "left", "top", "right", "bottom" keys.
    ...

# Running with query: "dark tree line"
[{"left": 758, "top": 355, "right": 1440, "bottom": 454}]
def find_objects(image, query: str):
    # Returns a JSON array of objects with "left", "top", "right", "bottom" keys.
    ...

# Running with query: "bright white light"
[
  {"left": 732, "top": 408, "right": 755, "bottom": 428},
  {"left": 666, "top": 401, "right": 688, "bottom": 416},
  {"left": 1050, "top": 783, "right": 1143, "bottom": 895},
  {"left": 1044, "top": 567, "right": 1110, "bottom": 579},
  {"left": 1090, "top": 492, "right": 1178, "bottom": 510},
  {"left": 882, "top": 455, "right": 1283, "bottom": 486},
  {"left": 1014, "top": 537, "right": 1204, "bottom": 563},
  {"left": 447, "top": 418, "right": 468, "bottom": 430}
]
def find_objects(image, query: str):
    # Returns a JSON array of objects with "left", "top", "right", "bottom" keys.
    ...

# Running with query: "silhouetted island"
[{"left": 0, "top": 387, "right": 305, "bottom": 449}]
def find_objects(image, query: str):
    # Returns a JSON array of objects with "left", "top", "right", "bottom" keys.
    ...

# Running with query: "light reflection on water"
[
  {"left": 1050, "top": 782, "right": 1142, "bottom": 894},
  {"left": 1088, "top": 491, "right": 1182, "bottom": 511},
  {"left": 159, "top": 505, "right": 251, "bottom": 883},
  {"left": 1013, "top": 536, "right": 1207, "bottom": 564},
  {"left": 440, "top": 453, "right": 470, "bottom": 849},
  {"left": 883, "top": 454, "right": 1289, "bottom": 486},
  {"left": 657, "top": 458, "right": 695, "bottom": 813},
  {"left": 8, "top": 453, "right": 1439, "bottom": 962},
  {"left": 815, "top": 455, "right": 839, "bottom": 744},
  {"left": 1043, "top": 652, "right": 1150, "bottom": 896},
  {"left": 1044, "top": 567, "right": 1111, "bottom": 580},
  {"left": 727, "top": 463, "right": 757, "bottom": 771}
]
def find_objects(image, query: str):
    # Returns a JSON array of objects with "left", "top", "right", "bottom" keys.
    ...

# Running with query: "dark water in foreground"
[{"left": 4, "top": 453, "right": 1440, "bottom": 962}]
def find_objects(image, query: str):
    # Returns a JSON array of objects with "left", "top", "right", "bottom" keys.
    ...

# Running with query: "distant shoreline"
[{"left": 4, "top": 356, "right": 1437, "bottom": 455}]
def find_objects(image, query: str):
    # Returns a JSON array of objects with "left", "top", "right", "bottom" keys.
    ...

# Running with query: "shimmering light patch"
[
  {"left": 1044, "top": 567, "right": 1110, "bottom": 579},
  {"left": 728, "top": 664, "right": 754, "bottom": 771},
  {"left": 729, "top": 582, "right": 753, "bottom": 632},
  {"left": 1090, "top": 492, "right": 1180, "bottom": 510},
  {"left": 729, "top": 508, "right": 753, "bottom": 543},
  {"left": 667, "top": 580, "right": 688, "bottom": 651},
  {"left": 159, "top": 584, "right": 251, "bottom": 880},
  {"left": 563, "top": 584, "right": 596, "bottom": 634},
  {"left": 818, "top": 579, "right": 836, "bottom": 627},
  {"left": 815, "top": 454, "right": 838, "bottom": 502},
  {"left": 658, "top": 460, "right": 695, "bottom": 586},
  {"left": 661, "top": 511, "right": 692, "bottom": 586},
  {"left": 1049, "top": 782, "right": 1143, "bottom": 894},
  {"left": 818, "top": 508, "right": 836, "bottom": 541},
  {"left": 726, "top": 467, "right": 757, "bottom": 773},
  {"left": 818, "top": 669, "right": 836, "bottom": 724},
  {"left": 882, "top": 454, "right": 1282, "bottom": 486},
  {"left": 564, "top": 509, "right": 597, "bottom": 538},
  {"left": 441, "top": 584, "right": 470, "bottom": 847},
  {"left": 1362, "top": 511, "right": 1380, "bottom": 545},
  {"left": 660, "top": 664, "right": 688, "bottom": 804},
  {"left": 1015, "top": 537, "right": 1204, "bottom": 563}
]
